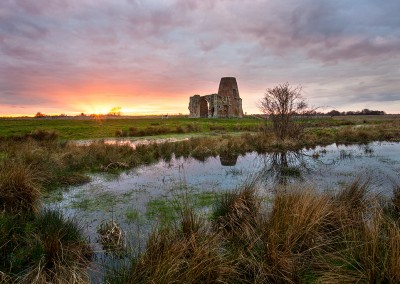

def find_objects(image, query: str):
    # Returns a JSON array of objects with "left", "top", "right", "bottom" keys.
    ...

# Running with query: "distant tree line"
[
  {"left": 326, "top": 108, "right": 386, "bottom": 116},
  {"left": 33, "top": 107, "right": 386, "bottom": 119},
  {"left": 34, "top": 111, "right": 122, "bottom": 118}
]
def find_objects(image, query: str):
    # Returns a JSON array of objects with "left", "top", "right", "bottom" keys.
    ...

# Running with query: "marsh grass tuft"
[
  {"left": 212, "top": 186, "right": 260, "bottom": 242},
  {"left": 334, "top": 177, "right": 371, "bottom": 223},
  {"left": 21, "top": 209, "right": 92, "bottom": 284},
  {"left": 0, "top": 209, "right": 92, "bottom": 283},
  {"left": 319, "top": 207, "right": 400, "bottom": 283},
  {"left": 0, "top": 162, "right": 41, "bottom": 213},
  {"left": 258, "top": 188, "right": 335, "bottom": 283},
  {"left": 113, "top": 208, "right": 235, "bottom": 284}
]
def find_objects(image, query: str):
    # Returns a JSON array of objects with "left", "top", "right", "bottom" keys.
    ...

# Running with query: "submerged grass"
[{"left": 145, "top": 190, "right": 220, "bottom": 225}]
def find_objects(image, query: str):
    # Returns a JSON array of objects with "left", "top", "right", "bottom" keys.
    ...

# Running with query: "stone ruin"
[{"left": 188, "top": 77, "right": 244, "bottom": 118}]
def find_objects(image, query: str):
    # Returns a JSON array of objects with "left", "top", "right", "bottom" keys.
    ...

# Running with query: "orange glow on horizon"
[{"left": 0, "top": 83, "right": 261, "bottom": 117}]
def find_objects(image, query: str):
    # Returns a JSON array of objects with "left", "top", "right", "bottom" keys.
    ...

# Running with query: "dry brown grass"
[
  {"left": 252, "top": 189, "right": 334, "bottom": 283},
  {"left": 107, "top": 178, "right": 400, "bottom": 283},
  {"left": 392, "top": 185, "right": 400, "bottom": 215},
  {"left": 19, "top": 209, "right": 92, "bottom": 284},
  {"left": 125, "top": 208, "right": 235, "bottom": 284},
  {"left": 213, "top": 186, "right": 261, "bottom": 242},
  {"left": 20, "top": 263, "right": 91, "bottom": 284},
  {"left": 0, "top": 162, "right": 41, "bottom": 213},
  {"left": 332, "top": 178, "right": 372, "bottom": 225},
  {"left": 0, "top": 209, "right": 92, "bottom": 284},
  {"left": 318, "top": 208, "right": 400, "bottom": 283}
]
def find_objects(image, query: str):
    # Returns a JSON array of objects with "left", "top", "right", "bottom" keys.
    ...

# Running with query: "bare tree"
[{"left": 260, "top": 83, "right": 312, "bottom": 140}]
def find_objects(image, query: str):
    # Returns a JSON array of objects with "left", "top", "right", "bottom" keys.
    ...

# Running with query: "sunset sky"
[{"left": 1, "top": 0, "right": 399, "bottom": 116}]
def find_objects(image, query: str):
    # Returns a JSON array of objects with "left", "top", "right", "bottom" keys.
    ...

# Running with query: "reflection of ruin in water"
[{"left": 219, "top": 153, "right": 239, "bottom": 166}]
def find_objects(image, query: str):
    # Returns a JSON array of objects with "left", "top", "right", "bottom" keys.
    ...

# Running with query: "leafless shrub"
[{"left": 259, "top": 83, "right": 315, "bottom": 140}]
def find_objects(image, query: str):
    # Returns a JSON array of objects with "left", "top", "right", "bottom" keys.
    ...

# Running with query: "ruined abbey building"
[{"left": 188, "top": 77, "right": 244, "bottom": 118}]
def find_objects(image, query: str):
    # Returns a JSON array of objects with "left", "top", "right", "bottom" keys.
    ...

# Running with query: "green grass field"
[
  {"left": 0, "top": 115, "right": 397, "bottom": 140},
  {"left": 0, "top": 116, "right": 262, "bottom": 140}
]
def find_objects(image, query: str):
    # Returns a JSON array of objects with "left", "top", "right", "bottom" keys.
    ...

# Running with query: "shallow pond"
[{"left": 46, "top": 141, "right": 400, "bottom": 281}]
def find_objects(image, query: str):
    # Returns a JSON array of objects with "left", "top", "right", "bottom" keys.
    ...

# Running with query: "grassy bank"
[{"left": 105, "top": 180, "right": 400, "bottom": 283}]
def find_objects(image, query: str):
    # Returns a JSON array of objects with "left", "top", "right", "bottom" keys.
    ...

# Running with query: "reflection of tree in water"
[{"left": 258, "top": 150, "right": 314, "bottom": 186}]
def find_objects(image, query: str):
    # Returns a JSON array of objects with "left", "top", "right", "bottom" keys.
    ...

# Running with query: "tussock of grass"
[
  {"left": 0, "top": 162, "right": 41, "bottom": 213},
  {"left": 213, "top": 186, "right": 260, "bottom": 242},
  {"left": 22, "top": 209, "right": 92, "bottom": 284},
  {"left": 0, "top": 209, "right": 92, "bottom": 283},
  {"left": 333, "top": 178, "right": 371, "bottom": 222},
  {"left": 116, "top": 208, "right": 235, "bottom": 284},
  {"left": 319, "top": 208, "right": 400, "bottom": 283},
  {"left": 258, "top": 189, "right": 335, "bottom": 283}
]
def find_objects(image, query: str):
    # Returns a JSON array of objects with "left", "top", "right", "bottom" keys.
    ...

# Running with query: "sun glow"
[
  {"left": 82, "top": 105, "right": 112, "bottom": 115},
  {"left": 75, "top": 94, "right": 181, "bottom": 115},
  {"left": 78, "top": 104, "right": 168, "bottom": 116}
]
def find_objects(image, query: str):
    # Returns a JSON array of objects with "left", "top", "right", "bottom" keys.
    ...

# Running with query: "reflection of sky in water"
[
  {"left": 48, "top": 141, "right": 400, "bottom": 232},
  {"left": 46, "top": 141, "right": 400, "bottom": 282},
  {"left": 309, "top": 142, "right": 400, "bottom": 194}
]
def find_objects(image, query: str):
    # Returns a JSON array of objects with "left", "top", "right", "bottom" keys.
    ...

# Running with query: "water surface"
[{"left": 46, "top": 141, "right": 400, "bottom": 281}]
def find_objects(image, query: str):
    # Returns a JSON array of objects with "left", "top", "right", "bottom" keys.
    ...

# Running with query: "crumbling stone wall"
[{"left": 188, "top": 77, "right": 243, "bottom": 118}]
